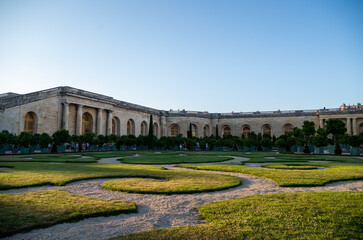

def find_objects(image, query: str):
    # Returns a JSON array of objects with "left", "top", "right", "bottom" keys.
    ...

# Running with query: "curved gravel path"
[{"left": 2, "top": 156, "right": 363, "bottom": 240}]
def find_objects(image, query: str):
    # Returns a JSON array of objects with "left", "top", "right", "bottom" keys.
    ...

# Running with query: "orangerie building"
[{"left": 0, "top": 87, "right": 362, "bottom": 138}]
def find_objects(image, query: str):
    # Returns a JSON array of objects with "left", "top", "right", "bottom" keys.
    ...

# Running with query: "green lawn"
[
  {"left": 120, "top": 153, "right": 232, "bottom": 164},
  {"left": 0, "top": 153, "right": 97, "bottom": 163},
  {"left": 179, "top": 160, "right": 363, "bottom": 186},
  {"left": 101, "top": 169, "right": 240, "bottom": 194},
  {"left": 261, "top": 162, "right": 325, "bottom": 170},
  {"left": 112, "top": 191, "right": 363, "bottom": 240},
  {"left": 0, "top": 189, "right": 137, "bottom": 238},
  {"left": 0, "top": 162, "right": 240, "bottom": 193}
]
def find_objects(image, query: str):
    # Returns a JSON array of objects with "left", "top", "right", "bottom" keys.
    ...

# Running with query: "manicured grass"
[
  {"left": 113, "top": 191, "right": 363, "bottom": 240},
  {"left": 0, "top": 153, "right": 97, "bottom": 163},
  {"left": 120, "top": 153, "right": 232, "bottom": 164},
  {"left": 0, "top": 189, "right": 136, "bottom": 237},
  {"left": 261, "top": 163, "right": 325, "bottom": 170},
  {"left": 0, "top": 162, "right": 240, "bottom": 193},
  {"left": 179, "top": 161, "right": 363, "bottom": 186},
  {"left": 101, "top": 170, "right": 240, "bottom": 194}
]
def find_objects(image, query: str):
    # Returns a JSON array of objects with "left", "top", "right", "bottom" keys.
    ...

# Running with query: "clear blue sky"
[{"left": 0, "top": 0, "right": 362, "bottom": 112}]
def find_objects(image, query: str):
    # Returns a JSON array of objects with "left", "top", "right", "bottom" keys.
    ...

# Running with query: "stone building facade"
[{"left": 0, "top": 86, "right": 362, "bottom": 138}]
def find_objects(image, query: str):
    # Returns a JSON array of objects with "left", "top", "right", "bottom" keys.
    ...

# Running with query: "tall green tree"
[
  {"left": 148, "top": 115, "right": 154, "bottom": 149},
  {"left": 52, "top": 129, "right": 70, "bottom": 145},
  {"left": 325, "top": 119, "right": 347, "bottom": 144},
  {"left": 325, "top": 119, "right": 347, "bottom": 155}
]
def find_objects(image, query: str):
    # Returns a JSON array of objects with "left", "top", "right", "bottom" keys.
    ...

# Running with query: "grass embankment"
[
  {"left": 180, "top": 160, "right": 363, "bottom": 187},
  {"left": 0, "top": 153, "right": 97, "bottom": 163},
  {"left": 261, "top": 163, "right": 324, "bottom": 170},
  {"left": 120, "top": 153, "right": 232, "bottom": 164},
  {"left": 0, "top": 189, "right": 136, "bottom": 237},
  {"left": 113, "top": 191, "right": 363, "bottom": 240},
  {"left": 0, "top": 162, "right": 240, "bottom": 193}
]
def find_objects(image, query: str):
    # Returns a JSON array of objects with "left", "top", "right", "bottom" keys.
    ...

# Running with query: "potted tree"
[
  {"left": 39, "top": 133, "right": 53, "bottom": 153},
  {"left": 52, "top": 129, "right": 70, "bottom": 152},
  {"left": 18, "top": 132, "right": 32, "bottom": 154}
]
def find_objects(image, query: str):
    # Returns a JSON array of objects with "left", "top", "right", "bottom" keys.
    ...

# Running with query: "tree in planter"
[
  {"left": 312, "top": 127, "right": 328, "bottom": 153},
  {"left": 325, "top": 119, "right": 347, "bottom": 155},
  {"left": 275, "top": 138, "right": 286, "bottom": 150},
  {"left": 349, "top": 135, "right": 361, "bottom": 148},
  {"left": 260, "top": 138, "right": 272, "bottom": 150},
  {"left": 17, "top": 132, "right": 32, "bottom": 148},
  {"left": 146, "top": 115, "right": 154, "bottom": 149},
  {"left": 108, "top": 134, "right": 118, "bottom": 144},
  {"left": 0, "top": 131, "right": 10, "bottom": 146},
  {"left": 30, "top": 134, "right": 40, "bottom": 146},
  {"left": 83, "top": 132, "right": 95, "bottom": 145},
  {"left": 52, "top": 129, "right": 70, "bottom": 146},
  {"left": 302, "top": 121, "right": 316, "bottom": 153},
  {"left": 39, "top": 133, "right": 53, "bottom": 151}
]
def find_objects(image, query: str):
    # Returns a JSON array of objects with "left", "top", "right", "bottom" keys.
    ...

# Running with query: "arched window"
[
  {"left": 170, "top": 124, "right": 179, "bottom": 137},
  {"left": 24, "top": 112, "right": 37, "bottom": 134},
  {"left": 359, "top": 123, "right": 363, "bottom": 134},
  {"left": 127, "top": 119, "right": 135, "bottom": 135},
  {"left": 191, "top": 124, "right": 197, "bottom": 137},
  {"left": 223, "top": 126, "right": 231, "bottom": 137},
  {"left": 140, "top": 121, "right": 148, "bottom": 136},
  {"left": 112, "top": 119, "right": 116, "bottom": 134},
  {"left": 283, "top": 124, "right": 293, "bottom": 135},
  {"left": 112, "top": 117, "right": 121, "bottom": 136},
  {"left": 153, "top": 123, "right": 159, "bottom": 138},
  {"left": 262, "top": 124, "right": 271, "bottom": 136},
  {"left": 242, "top": 125, "right": 250, "bottom": 138},
  {"left": 82, "top": 113, "right": 93, "bottom": 134},
  {"left": 203, "top": 125, "right": 210, "bottom": 137}
]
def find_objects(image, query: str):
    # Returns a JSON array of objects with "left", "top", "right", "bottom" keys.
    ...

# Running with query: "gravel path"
[{"left": 2, "top": 156, "right": 363, "bottom": 240}]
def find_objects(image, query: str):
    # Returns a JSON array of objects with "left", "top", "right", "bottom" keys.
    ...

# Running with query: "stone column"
[
  {"left": 352, "top": 118, "right": 357, "bottom": 135},
  {"left": 97, "top": 108, "right": 103, "bottom": 136},
  {"left": 76, "top": 104, "right": 83, "bottom": 135},
  {"left": 160, "top": 116, "right": 167, "bottom": 137},
  {"left": 62, "top": 103, "right": 69, "bottom": 130},
  {"left": 346, "top": 118, "right": 352, "bottom": 135},
  {"left": 107, "top": 110, "right": 113, "bottom": 135}
]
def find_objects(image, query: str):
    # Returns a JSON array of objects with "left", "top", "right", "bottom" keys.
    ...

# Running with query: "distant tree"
[
  {"left": 17, "top": 132, "right": 32, "bottom": 147},
  {"left": 349, "top": 135, "right": 361, "bottom": 148},
  {"left": 325, "top": 119, "right": 347, "bottom": 144},
  {"left": 215, "top": 125, "right": 219, "bottom": 139},
  {"left": 83, "top": 132, "right": 95, "bottom": 144},
  {"left": 108, "top": 134, "right": 118, "bottom": 143},
  {"left": 302, "top": 121, "right": 316, "bottom": 153},
  {"left": 39, "top": 133, "right": 53, "bottom": 148},
  {"left": 30, "top": 134, "right": 40, "bottom": 146},
  {"left": 52, "top": 129, "right": 70, "bottom": 145},
  {"left": 312, "top": 127, "right": 328, "bottom": 147},
  {"left": 148, "top": 115, "right": 154, "bottom": 149}
]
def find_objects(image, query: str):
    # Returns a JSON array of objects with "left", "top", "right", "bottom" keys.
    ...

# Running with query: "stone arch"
[
  {"left": 170, "top": 124, "right": 180, "bottom": 137},
  {"left": 191, "top": 124, "right": 198, "bottom": 137},
  {"left": 24, "top": 112, "right": 37, "bottom": 134},
  {"left": 282, "top": 123, "right": 293, "bottom": 135},
  {"left": 359, "top": 122, "right": 363, "bottom": 134},
  {"left": 203, "top": 125, "right": 210, "bottom": 137},
  {"left": 112, "top": 117, "right": 121, "bottom": 136},
  {"left": 242, "top": 125, "right": 251, "bottom": 138},
  {"left": 223, "top": 125, "right": 231, "bottom": 137},
  {"left": 153, "top": 122, "right": 159, "bottom": 138},
  {"left": 127, "top": 119, "right": 135, "bottom": 135},
  {"left": 140, "top": 121, "right": 148, "bottom": 136},
  {"left": 82, "top": 112, "right": 93, "bottom": 134},
  {"left": 262, "top": 124, "right": 272, "bottom": 136}
]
